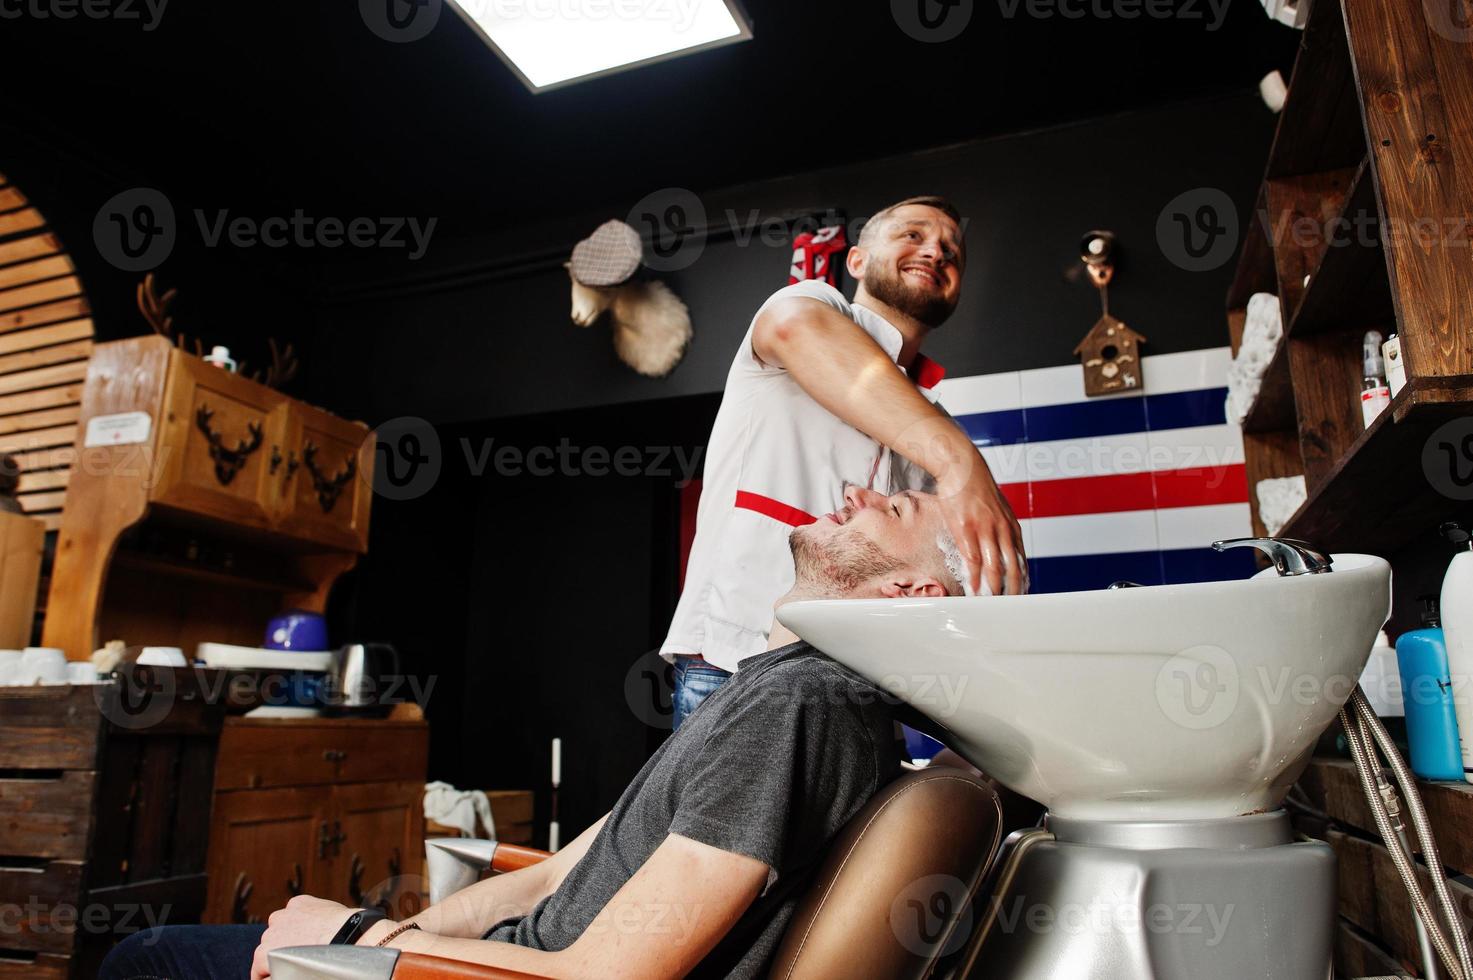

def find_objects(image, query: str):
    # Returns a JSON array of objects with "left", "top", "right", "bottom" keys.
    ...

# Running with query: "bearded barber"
[{"left": 661, "top": 196, "right": 1026, "bottom": 729}]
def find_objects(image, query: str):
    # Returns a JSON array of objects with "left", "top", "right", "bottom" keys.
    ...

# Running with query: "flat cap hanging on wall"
[{"left": 569, "top": 219, "right": 644, "bottom": 287}]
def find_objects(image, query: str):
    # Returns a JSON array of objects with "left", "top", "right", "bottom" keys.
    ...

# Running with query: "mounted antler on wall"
[{"left": 137, "top": 273, "right": 301, "bottom": 390}]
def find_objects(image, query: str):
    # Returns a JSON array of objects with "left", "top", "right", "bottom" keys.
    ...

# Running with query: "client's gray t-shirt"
[{"left": 484, "top": 640, "right": 902, "bottom": 977}]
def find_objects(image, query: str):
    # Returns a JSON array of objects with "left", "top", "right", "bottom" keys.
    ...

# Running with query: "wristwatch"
[{"left": 329, "top": 908, "right": 389, "bottom": 946}]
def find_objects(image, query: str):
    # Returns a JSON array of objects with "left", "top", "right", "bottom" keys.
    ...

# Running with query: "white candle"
[{"left": 551, "top": 737, "right": 561, "bottom": 786}]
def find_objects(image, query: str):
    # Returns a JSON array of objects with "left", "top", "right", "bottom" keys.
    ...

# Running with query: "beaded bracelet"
[{"left": 376, "top": 922, "right": 422, "bottom": 947}]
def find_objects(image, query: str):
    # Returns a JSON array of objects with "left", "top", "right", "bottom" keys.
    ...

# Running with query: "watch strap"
[{"left": 329, "top": 908, "right": 388, "bottom": 945}]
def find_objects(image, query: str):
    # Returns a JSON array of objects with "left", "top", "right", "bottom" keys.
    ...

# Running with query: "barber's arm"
[{"left": 753, "top": 297, "right": 1026, "bottom": 595}]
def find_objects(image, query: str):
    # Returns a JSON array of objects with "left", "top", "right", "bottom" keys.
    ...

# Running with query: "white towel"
[
  {"left": 423, "top": 781, "right": 496, "bottom": 839},
  {"left": 1225, "top": 293, "right": 1284, "bottom": 425}
]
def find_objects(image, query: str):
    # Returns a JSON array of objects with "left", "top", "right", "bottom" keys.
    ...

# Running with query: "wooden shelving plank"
[
  {"left": 1278, "top": 377, "right": 1473, "bottom": 554},
  {"left": 1289, "top": 159, "right": 1396, "bottom": 336},
  {"left": 1264, "top": 0, "right": 1366, "bottom": 180},
  {"left": 1300, "top": 757, "right": 1473, "bottom": 877},
  {"left": 1241, "top": 339, "right": 1295, "bottom": 434}
]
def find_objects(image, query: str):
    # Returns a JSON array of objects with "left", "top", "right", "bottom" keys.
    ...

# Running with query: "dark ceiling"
[{"left": 1, "top": 0, "right": 1301, "bottom": 236}]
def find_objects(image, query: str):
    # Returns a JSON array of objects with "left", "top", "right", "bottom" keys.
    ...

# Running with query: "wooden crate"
[
  {"left": 426, "top": 789, "right": 534, "bottom": 845},
  {"left": 0, "top": 667, "right": 225, "bottom": 978}
]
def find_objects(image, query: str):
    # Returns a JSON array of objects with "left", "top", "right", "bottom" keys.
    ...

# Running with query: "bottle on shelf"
[
  {"left": 1360, "top": 330, "right": 1390, "bottom": 427},
  {"left": 1440, "top": 522, "right": 1473, "bottom": 785}
]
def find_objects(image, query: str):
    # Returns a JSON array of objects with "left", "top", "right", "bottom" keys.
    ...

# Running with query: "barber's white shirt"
[{"left": 660, "top": 280, "right": 947, "bottom": 673}]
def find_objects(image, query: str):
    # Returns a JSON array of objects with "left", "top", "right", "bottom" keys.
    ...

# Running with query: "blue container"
[{"left": 1397, "top": 602, "right": 1464, "bottom": 781}]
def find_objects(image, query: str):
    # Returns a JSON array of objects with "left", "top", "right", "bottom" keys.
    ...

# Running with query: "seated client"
[{"left": 102, "top": 485, "right": 970, "bottom": 980}]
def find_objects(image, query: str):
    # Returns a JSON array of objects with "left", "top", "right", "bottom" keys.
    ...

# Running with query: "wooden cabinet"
[
  {"left": 43, "top": 336, "right": 375, "bottom": 660},
  {"left": 152, "top": 350, "right": 290, "bottom": 531},
  {"left": 274, "top": 401, "right": 374, "bottom": 553},
  {"left": 204, "top": 716, "right": 429, "bottom": 924}
]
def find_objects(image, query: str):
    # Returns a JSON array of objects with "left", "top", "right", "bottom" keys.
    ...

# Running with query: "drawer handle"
[{"left": 323, "top": 749, "right": 348, "bottom": 763}]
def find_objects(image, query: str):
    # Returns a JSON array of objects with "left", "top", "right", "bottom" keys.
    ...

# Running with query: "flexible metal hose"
[
  {"left": 1340, "top": 686, "right": 1472, "bottom": 980},
  {"left": 1339, "top": 704, "right": 1455, "bottom": 979},
  {"left": 1349, "top": 686, "right": 1473, "bottom": 977}
]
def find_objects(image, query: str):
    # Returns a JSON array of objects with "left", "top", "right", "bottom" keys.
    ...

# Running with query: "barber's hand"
[
  {"left": 250, "top": 895, "right": 359, "bottom": 980},
  {"left": 937, "top": 468, "right": 1027, "bottom": 596}
]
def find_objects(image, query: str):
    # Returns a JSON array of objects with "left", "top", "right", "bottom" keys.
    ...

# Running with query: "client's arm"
[
  {"left": 391, "top": 814, "right": 610, "bottom": 939},
  {"left": 248, "top": 815, "right": 610, "bottom": 980},
  {"left": 375, "top": 832, "right": 768, "bottom": 979}
]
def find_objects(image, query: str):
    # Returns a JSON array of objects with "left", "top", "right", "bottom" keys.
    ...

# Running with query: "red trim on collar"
[
  {"left": 913, "top": 354, "right": 946, "bottom": 390},
  {"left": 734, "top": 491, "right": 818, "bottom": 527}
]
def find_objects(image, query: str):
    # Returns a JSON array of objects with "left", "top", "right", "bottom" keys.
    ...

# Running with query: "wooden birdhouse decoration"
[
  {"left": 1074, "top": 315, "right": 1146, "bottom": 396},
  {"left": 1073, "top": 230, "right": 1146, "bottom": 396}
]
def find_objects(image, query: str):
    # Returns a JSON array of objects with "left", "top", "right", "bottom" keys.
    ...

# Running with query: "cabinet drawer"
[{"left": 216, "top": 722, "right": 428, "bottom": 790}]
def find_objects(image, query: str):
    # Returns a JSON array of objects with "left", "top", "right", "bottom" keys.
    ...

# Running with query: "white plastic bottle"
[{"left": 1440, "top": 523, "right": 1473, "bottom": 784}]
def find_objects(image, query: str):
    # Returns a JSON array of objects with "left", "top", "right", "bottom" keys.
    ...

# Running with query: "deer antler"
[
  {"left": 137, "top": 273, "right": 178, "bottom": 338},
  {"left": 254, "top": 337, "right": 299, "bottom": 390}
]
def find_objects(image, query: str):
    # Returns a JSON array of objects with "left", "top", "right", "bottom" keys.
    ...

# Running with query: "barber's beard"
[
  {"left": 789, "top": 527, "right": 904, "bottom": 595},
  {"left": 862, "top": 263, "right": 957, "bottom": 329}
]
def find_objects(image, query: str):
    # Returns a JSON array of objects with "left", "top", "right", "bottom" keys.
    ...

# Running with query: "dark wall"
[{"left": 299, "top": 91, "right": 1278, "bottom": 426}]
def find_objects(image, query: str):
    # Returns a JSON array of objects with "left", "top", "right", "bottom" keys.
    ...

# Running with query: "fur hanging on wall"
[{"left": 565, "top": 220, "right": 692, "bottom": 379}]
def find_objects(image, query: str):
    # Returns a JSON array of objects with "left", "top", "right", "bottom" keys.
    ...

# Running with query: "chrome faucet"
[{"left": 1212, "top": 537, "right": 1334, "bottom": 576}]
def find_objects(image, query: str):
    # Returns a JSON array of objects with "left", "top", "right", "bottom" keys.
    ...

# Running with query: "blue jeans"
[
  {"left": 99, "top": 924, "right": 264, "bottom": 980},
  {"left": 671, "top": 657, "right": 731, "bottom": 730}
]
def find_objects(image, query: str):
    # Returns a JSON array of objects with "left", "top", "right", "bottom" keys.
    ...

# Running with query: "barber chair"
[{"left": 269, "top": 767, "right": 1004, "bottom": 980}]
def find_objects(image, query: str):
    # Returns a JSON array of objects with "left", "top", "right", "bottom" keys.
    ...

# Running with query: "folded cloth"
[
  {"left": 1256, "top": 475, "right": 1307, "bottom": 537},
  {"left": 423, "top": 781, "right": 495, "bottom": 839}
]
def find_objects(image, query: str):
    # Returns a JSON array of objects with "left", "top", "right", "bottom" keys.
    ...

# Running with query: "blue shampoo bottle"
[{"left": 1397, "top": 596, "right": 1464, "bottom": 781}]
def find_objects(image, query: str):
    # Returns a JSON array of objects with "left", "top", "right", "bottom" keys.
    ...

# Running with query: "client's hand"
[{"left": 250, "top": 894, "right": 357, "bottom": 980}]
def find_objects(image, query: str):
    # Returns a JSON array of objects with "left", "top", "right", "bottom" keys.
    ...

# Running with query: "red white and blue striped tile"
[{"left": 935, "top": 347, "right": 1256, "bottom": 593}]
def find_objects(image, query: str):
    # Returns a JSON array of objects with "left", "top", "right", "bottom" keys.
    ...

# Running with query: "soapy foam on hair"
[{"left": 936, "top": 531, "right": 981, "bottom": 597}]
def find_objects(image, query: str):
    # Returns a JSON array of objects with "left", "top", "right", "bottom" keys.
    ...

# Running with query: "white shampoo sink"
[{"left": 777, "top": 553, "right": 1391, "bottom": 821}]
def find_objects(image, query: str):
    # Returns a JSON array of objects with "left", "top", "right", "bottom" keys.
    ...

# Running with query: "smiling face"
[
  {"left": 788, "top": 486, "right": 962, "bottom": 599},
  {"left": 851, "top": 203, "right": 965, "bottom": 328}
]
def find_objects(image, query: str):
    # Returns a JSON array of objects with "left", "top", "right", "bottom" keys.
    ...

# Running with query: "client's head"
[{"left": 787, "top": 486, "right": 966, "bottom": 600}]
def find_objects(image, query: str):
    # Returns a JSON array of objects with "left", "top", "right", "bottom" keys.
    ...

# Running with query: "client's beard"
[
  {"left": 862, "top": 263, "right": 957, "bottom": 329},
  {"left": 790, "top": 527, "right": 904, "bottom": 595}
]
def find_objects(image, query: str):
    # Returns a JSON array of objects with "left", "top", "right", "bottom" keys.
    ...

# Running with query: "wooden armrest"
[
  {"left": 489, "top": 843, "right": 551, "bottom": 873},
  {"left": 395, "top": 951, "right": 552, "bottom": 980}
]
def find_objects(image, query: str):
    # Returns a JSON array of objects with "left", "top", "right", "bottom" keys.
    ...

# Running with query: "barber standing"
[{"left": 661, "top": 196, "right": 1026, "bottom": 729}]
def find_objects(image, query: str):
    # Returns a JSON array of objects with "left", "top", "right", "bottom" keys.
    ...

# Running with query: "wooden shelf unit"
[
  {"left": 42, "top": 336, "right": 374, "bottom": 659},
  {"left": 1225, "top": 0, "right": 1473, "bottom": 550}
]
